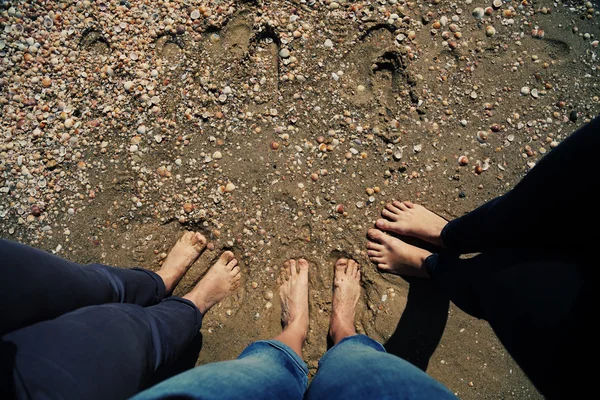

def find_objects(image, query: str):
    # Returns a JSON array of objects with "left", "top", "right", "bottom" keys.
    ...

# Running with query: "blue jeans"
[{"left": 133, "top": 335, "right": 456, "bottom": 400}]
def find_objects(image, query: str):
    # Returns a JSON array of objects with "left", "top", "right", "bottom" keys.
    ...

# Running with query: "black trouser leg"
[
  {"left": 441, "top": 116, "right": 600, "bottom": 254},
  {"left": 424, "top": 249, "right": 584, "bottom": 398}
]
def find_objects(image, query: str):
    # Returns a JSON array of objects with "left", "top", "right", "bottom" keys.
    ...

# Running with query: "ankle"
[
  {"left": 184, "top": 291, "right": 210, "bottom": 314},
  {"left": 156, "top": 271, "right": 176, "bottom": 293},
  {"left": 413, "top": 248, "right": 432, "bottom": 269},
  {"left": 284, "top": 318, "right": 308, "bottom": 340},
  {"left": 329, "top": 318, "right": 356, "bottom": 345}
]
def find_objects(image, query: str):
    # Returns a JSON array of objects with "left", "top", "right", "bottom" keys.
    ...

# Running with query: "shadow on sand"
[{"left": 384, "top": 277, "right": 449, "bottom": 371}]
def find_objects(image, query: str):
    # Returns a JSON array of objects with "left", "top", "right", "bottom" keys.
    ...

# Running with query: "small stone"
[
  {"left": 470, "top": 91, "right": 478, "bottom": 99},
  {"left": 42, "top": 77, "right": 52, "bottom": 88},
  {"left": 324, "top": 39, "right": 334, "bottom": 48},
  {"left": 157, "top": 166, "right": 171, "bottom": 177},
  {"left": 183, "top": 203, "right": 194, "bottom": 213},
  {"left": 336, "top": 204, "right": 345, "bottom": 214},
  {"left": 225, "top": 182, "right": 236, "bottom": 192},
  {"left": 251, "top": 281, "right": 259, "bottom": 289},
  {"left": 485, "top": 26, "right": 496, "bottom": 37},
  {"left": 31, "top": 205, "right": 42, "bottom": 217},
  {"left": 264, "top": 290, "right": 274, "bottom": 300},
  {"left": 212, "top": 151, "right": 223, "bottom": 159},
  {"left": 520, "top": 86, "right": 530, "bottom": 95},
  {"left": 569, "top": 110, "right": 578, "bottom": 122},
  {"left": 458, "top": 155, "right": 469, "bottom": 166},
  {"left": 137, "top": 125, "right": 146, "bottom": 134},
  {"left": 124, "top": 81, "right": 134, "bottom": 91},
  {"left": 279, "top": 48, "right": 290, "bottom": 58},
  {"left": 191, "top": 10, "right": 201, "bottom": 19},
  {"left": 270, "top": 142, "right": 280, "bottom": 150}
]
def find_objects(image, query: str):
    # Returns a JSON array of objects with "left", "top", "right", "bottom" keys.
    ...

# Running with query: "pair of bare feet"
[
  {"left": 366, "top": 201, "right": 449, "bottom": 278},
  {"left": 156, "top": 231, "right": 361, "bottom": 359},
  {"left": 274, "top": 258, "right": 362, "bottom": 357},
  {"left": 155, "top": 231, "right": 241, "bottom": 315}
]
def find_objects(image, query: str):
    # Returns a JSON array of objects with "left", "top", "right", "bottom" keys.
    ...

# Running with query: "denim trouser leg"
[
  {"left": 305, "top": 335, "right": 456, "bottom": 400},
  {"left": 1, "top": 298, "right": 201, "bottom": 400},
  {"left": 133, "top": 340, "right": 308, "bottom": 400},
  {"left": 0, "top": 239, "right": 166, "bottom": 336}
]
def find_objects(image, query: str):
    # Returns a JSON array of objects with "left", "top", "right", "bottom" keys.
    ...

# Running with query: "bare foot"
[
  {"left": 375, "top": 201, "right": 447, "bottom": 248},
  {"left": 273, "top": 259, "right": 309, "bottom": 357},
  {"left": 183, "top": 251, "right": 241, "bottom": 314},
  {"left": 367, "top": 229, "right": 432, "bottom": 278},
  {"left": 156, "top": 231, "right": 207, "bottom": 293},
  {"left": 279, "top": 259, "right": 309, "bottom": 336},
  {"left": 329, "top": 258, "right": 361, "bottom": 345}
]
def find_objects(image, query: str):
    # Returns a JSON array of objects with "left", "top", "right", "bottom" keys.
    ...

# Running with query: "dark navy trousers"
[
  {"left": 0, "top": 241, "right": 202, "bottom": 400},
  {"left": 424, "top": 116, "right": 598, "bottom": 399}
]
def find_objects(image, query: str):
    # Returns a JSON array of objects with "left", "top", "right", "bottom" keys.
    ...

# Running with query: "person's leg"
[
  {"left": 374, "top": 115, "right": 600, "bottom": 253},
  {"left": 133, "top": 259, "right": 310, "bottom": 400},
  {"left": 306, "top": 258, "right": 456, "bottom": 400},
  {"left": 0, "top": 232, "right": 206, "bottom": 336},
  {"left": 1, "top": 252, "right": 240, "bottom": 400},
  {"left": 425, "top": 249, "right": 585, "bottom": 398},
  {"left": 372, "top": 236, "right": 586, "bottom": 398}
]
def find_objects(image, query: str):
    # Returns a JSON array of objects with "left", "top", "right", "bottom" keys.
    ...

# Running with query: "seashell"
[
  {"left": 531, "top": 28, "right": 544, "bottom": 39},
  {"left": 458, "top": 155, "right": 469, "bottom": 166},
  {"left": 472, "top": 7, "right": 484, "bottom": 18},
  {"left": 485, "top": 26, "right": 496, "bottom": 37},
  {"left": 476, "top": 131, "right": 488, "bottom": 143}
]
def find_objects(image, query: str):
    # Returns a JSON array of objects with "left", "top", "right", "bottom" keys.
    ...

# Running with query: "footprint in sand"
[
  {"left": 342, "top": 24, "right": 420, "bottom": 142},
  {"left": 80, "top": 29, "right": 110, "bottom": 55},
  {"left": 201, "top": 13, "right": 254, "bottom": 67},
  {"left": 155, "top": 34, "right": 185, "bottom": 66},
  {"left": 198, "top": 12, "right": 282, "bottom": 108},
  {"left": 249, "top": 29, "right": 282, "bottom": 106}
]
